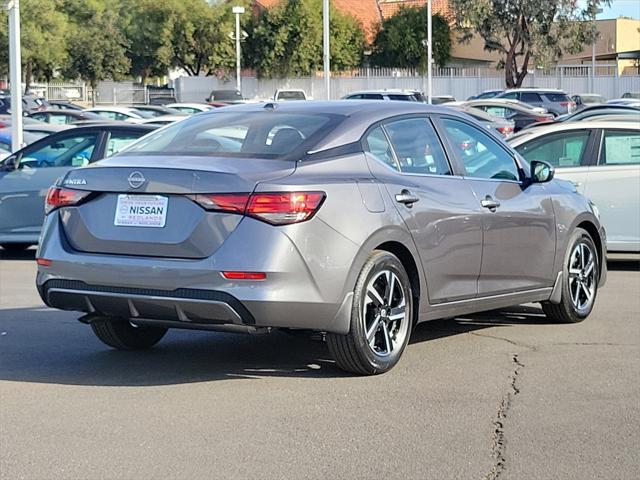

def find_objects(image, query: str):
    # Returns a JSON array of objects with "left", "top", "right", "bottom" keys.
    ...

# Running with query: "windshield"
[{"left": 119, "top": 111, "right": 341, "bottom": 159}]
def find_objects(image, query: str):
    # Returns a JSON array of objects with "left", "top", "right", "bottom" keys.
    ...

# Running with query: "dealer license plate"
[{"left": 114, "top": 195, "right": 168, "bottom": 228}]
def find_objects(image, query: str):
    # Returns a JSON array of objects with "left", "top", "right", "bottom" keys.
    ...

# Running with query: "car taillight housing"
[
  {"left": 191, "top": 191, "right": 325, "bottom": 225},
  {"left": 45, "top": 187, "right": 90, "bottom": 214},
  {"left": 496, "top": 126, "right": 514, "bottom": 136}
]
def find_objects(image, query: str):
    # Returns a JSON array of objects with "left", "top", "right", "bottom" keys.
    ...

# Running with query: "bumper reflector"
[
  {"left": 222, "top": 271, "right": 267, "bottom": 280},
  {"left": 36, "top": 258, "right": 53, "bottom": 267}
]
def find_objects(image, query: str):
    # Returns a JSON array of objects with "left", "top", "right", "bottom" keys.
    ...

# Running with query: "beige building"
[
  {"left": 563, "top": 18, "right": 640, "bottom": 74},
  {"left": 451, "top": 18, "right": 640, "bottom": 73}
]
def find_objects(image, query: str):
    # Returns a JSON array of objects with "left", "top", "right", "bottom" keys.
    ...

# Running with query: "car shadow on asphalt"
[{"left": 1, "top": 303, "right": 555, "bottom": 387}]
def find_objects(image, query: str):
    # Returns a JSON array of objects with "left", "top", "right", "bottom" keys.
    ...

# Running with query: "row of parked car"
[{"left": 0, "top": 86, "right": 638, "bottom": 257}]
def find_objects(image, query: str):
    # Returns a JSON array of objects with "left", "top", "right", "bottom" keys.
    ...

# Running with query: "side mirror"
[
  {"left": 530, "top": 160, "right": 555, "bottom": 183},
  {"left": 1, "top": 155, "right": 18, "bottom": 171}
]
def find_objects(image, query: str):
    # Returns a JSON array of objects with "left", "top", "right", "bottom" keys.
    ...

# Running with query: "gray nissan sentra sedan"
[{"left": 36, "top": 101, "right": 606, "bottom": 375}]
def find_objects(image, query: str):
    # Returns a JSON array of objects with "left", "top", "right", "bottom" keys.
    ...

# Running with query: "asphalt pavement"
[{"left": 1, "top": 249, "right": 638, "bottom": 480}]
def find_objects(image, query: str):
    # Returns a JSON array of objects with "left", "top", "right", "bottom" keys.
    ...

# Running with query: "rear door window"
[
  {"left": 362, "top": 94, "right": 384, "bottom": 100},
  {"left": 501, "top": 92, "right": 519, "bottom": 100},
  {"left": 600, "top": 130, "right": 640, "bottom": 165},
  {"left": 384, "top": 118, "right": 451, "bottom": 175},
  {"left": 521, "top": 92, "right": 542, "bottom": 103},
  {"left": 515, "top": 130, "right": 591, "bottom": 167}
]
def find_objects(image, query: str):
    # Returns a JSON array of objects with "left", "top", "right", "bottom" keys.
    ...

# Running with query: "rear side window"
[
  {"left": 501, "top": 92, "right": 518, "bottom": 100},
  {"left": 600, "top": 130, "right": 640, "bottom": 165},
  {"left": 521, "top": 92, "right": 542, "bottom": 103},
  {"left": 515, "top": 130, "right": 590, "bottom": 167},
  {"left": 442, "top": 118, "right": 519, "bottom": 181},
  {"left": 364, "top": 126, "right": 398, "bottom": 171},
  {"left": 105, "top": 133, "right": 143, "bottom": 158},
  {"left": 384, "top": 118, "right": 451, "bottom": 175},
  {"left": 120, "top": 112, "right": 339, "bottom": 159},
  {"left": 387, "top": 94, "right": 416, "bottom": 102},
  {"left": 545, "top": 93, "right": 571, "bottom": 103}
]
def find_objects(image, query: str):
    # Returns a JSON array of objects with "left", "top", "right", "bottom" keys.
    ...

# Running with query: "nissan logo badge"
[{"left": 127, "top": 171, "right": 146, "bottom": 189}]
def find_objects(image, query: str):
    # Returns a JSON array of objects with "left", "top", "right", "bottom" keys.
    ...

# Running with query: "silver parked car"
[
  {"left": 36, "top": 102, "right": 606, "bottom": 375},
  {"left": 509, "top": 120, "right": 640, "bottom": 254}
]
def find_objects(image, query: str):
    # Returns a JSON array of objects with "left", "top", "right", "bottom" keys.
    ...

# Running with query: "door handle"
[
  {"left": 481, "top": 195, "right": 501, "bottom": 211},
  {"left": 395, "top": 190, "right": 420, "bottom": 206}
]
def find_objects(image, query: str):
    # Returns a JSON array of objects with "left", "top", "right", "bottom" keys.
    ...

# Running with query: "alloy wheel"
[
  {"left": 362, "top": 269, "right": 409, "bottom": 357},
  {"left": 567, "top": 242, "right": 596, "bottom": 313}
]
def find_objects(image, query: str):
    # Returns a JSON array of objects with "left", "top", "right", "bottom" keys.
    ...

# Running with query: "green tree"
[
  {"left": 450, "top": 0, "right": 610, "bottom": 88},
  {"left": 61, "top": 0, "right": 130, "bottom": 97},
  {"left": 0, "top": 0, "right": 69, "bottom": 90},
  {"left": 119, "top": 0, "right": 177, "bottom": 83},
  {"left": 170, "top": 0, "right": 242, "bottom": 77},
  {"left": 245, "top": 0, "right": 364, "bottom": 78},
  {"left": 371, "top": 7, "right": 451, "bottom": 70}
]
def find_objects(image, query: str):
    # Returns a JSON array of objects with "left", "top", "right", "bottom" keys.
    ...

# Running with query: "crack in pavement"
[
  {"left": 469, "top": 331, "right": 537, "bottom": 351},
  {"left": 483, "top": 354, "right": 525, "bottom": 480}
]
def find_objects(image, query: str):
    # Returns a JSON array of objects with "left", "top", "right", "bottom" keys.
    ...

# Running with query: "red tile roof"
[
  {"left": 378, "top": 0, "right": 452, "bottom": 20},
  {"left": 252, "top": 0, "right": 382, "bottom": 44},
  {"left": 251, "top": 1, "right": 452, "bottom": 43}
]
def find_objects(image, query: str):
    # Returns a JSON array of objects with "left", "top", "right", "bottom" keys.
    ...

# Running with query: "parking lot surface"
[{"left": 1, "top": 249, "right": 638, "bottom": 480}]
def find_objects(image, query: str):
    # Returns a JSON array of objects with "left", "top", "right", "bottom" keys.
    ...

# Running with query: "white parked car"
[
  {"left": 509, "top": 121, "right": 640, "bottom": 253},
  {"left": 84, "top": 106, "right": 144, "bottom": 123}
]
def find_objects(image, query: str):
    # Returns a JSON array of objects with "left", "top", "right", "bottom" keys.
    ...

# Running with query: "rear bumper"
[
  {"left": 35, "top": 212, "right": 358, "bottom": 334},
  {"left": 39, "top": 279, "right": 255, "bottom": 325}
]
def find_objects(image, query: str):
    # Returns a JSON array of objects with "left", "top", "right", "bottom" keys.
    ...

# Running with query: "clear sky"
[{"left": 597, "top": 0, "right": 640, "bottom": 19}]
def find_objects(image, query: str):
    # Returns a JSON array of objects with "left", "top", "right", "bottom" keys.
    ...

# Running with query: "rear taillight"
[
  {"left": 246, "top": 192, "right": 325, "bottom": 225},
  {"left": 189, "top": 193, "right": 250, "bottom": 213},
  {"left": 45, "top": 187, "right": 90, "bottom": 214},
  {"left": 496, "top": 126, "right": 514, "bottom": 136},
  {"left": 190, "top": 191, "right": 325, "bottom": 225},
  {"left": 534, "top": 116, "right": 551, "bottom": 123}
]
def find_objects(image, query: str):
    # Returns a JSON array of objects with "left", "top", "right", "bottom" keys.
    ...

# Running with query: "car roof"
[
  {"left": 86, "top": 106, "right": 141, "bottom": 114},
  {"left": 345, "top": 89, "right": 416, "bottom": 96},
  {"left": 202, "top": 100, "right": 468, "bottom": 152},
  {"left": 502, "top": 88, "right": 566, "bottom": 93}
]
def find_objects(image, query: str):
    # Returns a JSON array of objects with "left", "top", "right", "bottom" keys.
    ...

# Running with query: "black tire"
[
  {"left": 1, "top": 243, "right": 33, "bottom": 252},
  {"left": 542, "top": 228, "right": 599, "bottom": 323},
  {"left": 327, "top": 250, "right": 414, "bottom": 375},
  {"left": 90, "top": 318, "right": 167, "bottom": 350}
]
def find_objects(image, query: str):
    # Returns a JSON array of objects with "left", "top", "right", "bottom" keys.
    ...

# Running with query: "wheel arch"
[
  {"left": 341, "top": 226, "right": 427, "bottom": 326},
  {"left": 375, "top": 241, "right": 421, "bottom": 326}
]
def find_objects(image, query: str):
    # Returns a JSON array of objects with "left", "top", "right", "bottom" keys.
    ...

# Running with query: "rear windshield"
[
  {"left": 118, "top": 111, "right": 340, "bottom": 159},
  {"left": 277, "top": 91, "right": 306, "bottom": 101},
  {"left": 544, "top": 93, "right": 571, "bottom": 102}
]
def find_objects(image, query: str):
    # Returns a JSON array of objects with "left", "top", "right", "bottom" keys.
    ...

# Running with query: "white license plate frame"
[{"left": 114, "top": 194, "right": 168, "bottom": 228}]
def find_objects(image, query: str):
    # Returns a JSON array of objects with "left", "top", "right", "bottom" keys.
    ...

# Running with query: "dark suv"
[{"left": 496, "top": 89, "right": 575, "bottom": 116}]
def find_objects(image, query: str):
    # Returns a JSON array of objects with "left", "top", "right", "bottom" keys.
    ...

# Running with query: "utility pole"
[
  {"left": 232, "top": 6, "right": 245, "bottom": 94},
  {"left": 5, "top": 0, "right": 23, "bottom": 151},
  {"left": 427, "top": 0, "right": 432, "bottom": 104},
  {"left": 323, "top": 0, "right": 330, "bottom": 99},
  {"left": 591, "top": 8, "right": 603, "bottom": 93}
]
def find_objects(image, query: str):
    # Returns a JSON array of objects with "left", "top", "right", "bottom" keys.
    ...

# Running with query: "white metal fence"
[{"left": 175, "top": 64, "right": 640, "bottom": 103}]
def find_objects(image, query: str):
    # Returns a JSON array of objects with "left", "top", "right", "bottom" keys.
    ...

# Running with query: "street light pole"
[
  {"left": 232, "top": 6, "right": 245, "bottom": 94},
  {"left": 323, "top": 0, "right": 330, "bottom": 99},
  {"left": 5, "top": 0, "right": 23, "bottom": 151},
  {"left": 427, "top": 0, "right": 432, "bottom": 104},
  {"left": 591, "top": 8, "right": 603, "bottom": 93}
]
